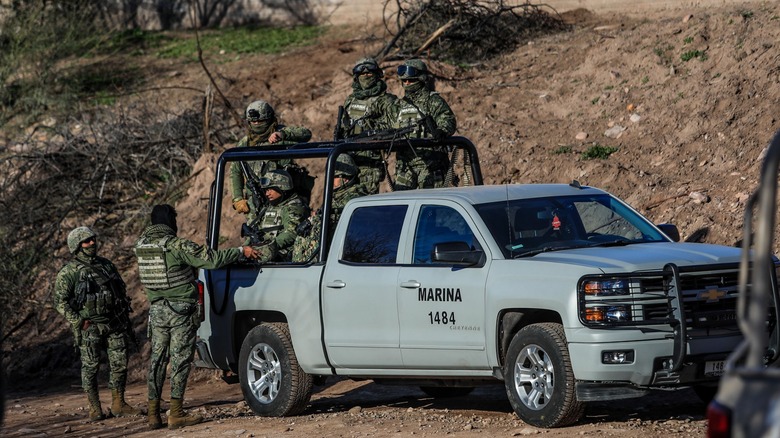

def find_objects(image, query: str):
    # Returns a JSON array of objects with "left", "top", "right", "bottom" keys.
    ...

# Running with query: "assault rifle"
[
  {"left": 116, "top": 296, "right": 139, "bottom": 352},
  {"left": 239, "top": 161, "right": 267, "bottom": 211},
  {"left": 344, "top": 124, "right": 416, "bottom": 142},
  {"left": 241, "top": 223, "right": 265, "bottom": 246},
  {"left": 334, "top": 106, "right": 344, "bottom": 140}
]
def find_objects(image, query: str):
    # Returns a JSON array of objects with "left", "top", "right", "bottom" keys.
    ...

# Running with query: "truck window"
[
  {"left": 413, "top": 205, "right": 476, "bottom": 264},
  {"left": 342, "top": 205, "right": 407, "bottom": 264}
]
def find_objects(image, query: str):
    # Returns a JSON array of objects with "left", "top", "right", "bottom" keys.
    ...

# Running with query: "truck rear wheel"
[
  {"left": 504, "top": 323, "right": 583, "bottom": 427},
  {"left": 239, "top": 323, "right": 313, "bottom": 416}
]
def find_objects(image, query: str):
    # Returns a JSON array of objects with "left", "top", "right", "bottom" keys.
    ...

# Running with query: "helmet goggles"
[
  {"left": 397, "top": 65, "right": 423, "bottom": 80},
  {"left": 246, "top": 109, "right": 267, "bottom": 123},
  {"left": 353, "top": 63, "right": 379, "bottom": 76}
]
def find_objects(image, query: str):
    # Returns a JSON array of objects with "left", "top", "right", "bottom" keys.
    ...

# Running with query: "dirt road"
[{"left": 3, "top": 374, "right": 707, "bottom": 437}]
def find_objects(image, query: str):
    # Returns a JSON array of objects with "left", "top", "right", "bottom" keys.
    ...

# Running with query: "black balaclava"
[{"left": 151, "top": 204, "right": 178, "bottom": 234}]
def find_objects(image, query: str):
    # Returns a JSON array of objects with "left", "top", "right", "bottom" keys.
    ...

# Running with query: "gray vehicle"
[
  {"left": 194, "top": 138, "right": 764, "bottom": 428},
  {"left": 707, "top": 130, "right": 780, "bottom": 438}
]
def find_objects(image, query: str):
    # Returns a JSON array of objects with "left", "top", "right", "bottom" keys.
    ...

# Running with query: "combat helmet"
[
  {"left": 352, "top": 57, "right": 383, "bottom": 77},
  {"left": 67, "top": 226, "right": 96, "bottom": 254},
  {"left": 397, "top": 59, "right": 428, "bottom": 81},
  {"left": 246, "top": 100, "right": 275, "bottom": 122},
  {"left": 260, "top": 169, "right": 293, "bottom": 192},
  {"left": 334, "top": 153, "right": 358, "bottom": 178}
]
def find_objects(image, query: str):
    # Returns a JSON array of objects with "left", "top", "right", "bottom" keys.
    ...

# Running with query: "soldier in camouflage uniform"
[
  {"left": 54, "top": 226, "right": 142, "bottom": 422},
  {"left": 250, "top": 169, "right": 310, "bottom": 262},
  {"left": 134, "top": 205, "right": 259, "bottom": 429},
  {"left": 338, "top": 57, "right": 397, "bottom": 194},
  {"left": 230, "top": 100, "right": 312, "bottom": 223},
  {"left": 292, "top": 154, "right": 368, "bottom": 262},
  {"left": 393, "top": 59, "right": 457, "bottom": 190}
]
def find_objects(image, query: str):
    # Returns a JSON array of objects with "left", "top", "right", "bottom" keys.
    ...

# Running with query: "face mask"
[
  {"left": 358, "top": 75, "right": 378, "bottom": 90},
  {"left": 81, "top": 245, "right": 97, "bottom": 258},
  {"left": 250, "top": 121, "right": 274, "bottom": 135},
  {"left": 403, "top": 81, "right": 425, "bottom": 94}
]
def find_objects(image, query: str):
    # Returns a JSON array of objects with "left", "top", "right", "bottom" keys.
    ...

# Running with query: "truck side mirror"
[
  {"left": 432, "top": 241, "right": 484, "bottom": 266},
  {"left": 657, "top": 223, "right": 680, "bottom": 242}
]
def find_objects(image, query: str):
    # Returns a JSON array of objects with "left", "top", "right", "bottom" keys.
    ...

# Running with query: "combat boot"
[
  {"left": 110, "top": 388, "right": 142, "bottom": 417},
  {"left": 167, "top": 397, "right": 202, "bottom": 429},
  {"left": 86, "top": 390, "right": 105, "bottom": 421},
  {"left": 148, "top": 399, "right": 163, "bottom": 430}
]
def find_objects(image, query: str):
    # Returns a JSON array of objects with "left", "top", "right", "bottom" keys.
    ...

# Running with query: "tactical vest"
[
  {"left": 258, "top": 207, "right": 285, "bottom": 239},
  {"left": 72, "top": 262, "right": 120, "bottom": 321},
  {"left": 134, "top": 235, "right": 195, "bottom": 290},
  {"left": 396, "top": 99, "right": 429, "bottom": 138},
  {"left": 346, "top": 96, "right": 379, "bottom": 135}
]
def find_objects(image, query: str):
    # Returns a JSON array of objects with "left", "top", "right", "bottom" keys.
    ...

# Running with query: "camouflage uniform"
[
  {"left": 251, "top": 170, "right": 309, "bottom": 262},
  {"left": 339, "top": 58, "right": 397, "bottom": 194},
  {"left": 393, "top": 59, "right": 457, "bottom": 191},
  {"left": 54, "top": 226, "right": 139, "bottom": 421},
  {"left": 293, "top": 154, "right": 367, "bottom": 262},
  {"left": 134, "top": 219, "right": 245, "bottom": 428},
  {"left": 229, "top": 100, "right": 312, "bottom": 223}
]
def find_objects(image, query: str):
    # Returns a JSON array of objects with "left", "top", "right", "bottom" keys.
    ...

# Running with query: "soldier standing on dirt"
[
  {"left": 230, "top": 100, "right": 313, "bottom": 223},
  {"left": 292, "top": 153, "right": 368, "bottom": 262},
  {"left": 134, "top": 204, "right": 259, "bottom": 429},
  {"left": 250, "top": 169, "right": 310, "bottom": 262},
  {"left": 54, "top": 226, "right": 143, "bottom": 422},
  {"left": 393, "top": 59, "right": 457, "bottom": 190},
  {"left": 337, "top": 57, "right": 397, "bottom": 194}
]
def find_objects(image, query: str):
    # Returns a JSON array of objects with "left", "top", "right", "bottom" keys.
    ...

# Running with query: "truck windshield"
[{"left": 474, "top": 194, "right": 669, "bottom": 259}]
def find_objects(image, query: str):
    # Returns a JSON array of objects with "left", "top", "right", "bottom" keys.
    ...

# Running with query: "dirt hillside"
[{"left": 4, "top": 2, "right": 780, "bottom": 436}]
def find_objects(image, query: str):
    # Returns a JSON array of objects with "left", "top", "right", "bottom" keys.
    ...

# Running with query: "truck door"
[
  {"left": 397, "top": 203, "right": 490, "bottom": 369},
  {"left": 322, "top": 203, "right": 409, "bottom": 368}
]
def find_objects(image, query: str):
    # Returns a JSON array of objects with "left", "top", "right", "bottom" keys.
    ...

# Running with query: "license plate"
[{"left": 704, "top": 360, "right": 725, "bottom": 377}]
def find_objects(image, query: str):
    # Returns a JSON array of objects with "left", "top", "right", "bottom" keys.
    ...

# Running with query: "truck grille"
[{"left": 578, "top": 264, "right": 742, "bottom": 331}]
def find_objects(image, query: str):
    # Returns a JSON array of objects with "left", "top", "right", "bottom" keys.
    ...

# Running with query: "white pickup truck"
[{"left": 195, "top": 138, "right": 760, "bottom": 428}]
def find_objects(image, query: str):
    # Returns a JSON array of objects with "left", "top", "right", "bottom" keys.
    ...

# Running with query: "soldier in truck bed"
[
  {"left": 337, "top": 57, "right": 397, "bottom": 194},
  {"left": 230, "top": 99, "right": 313, "bottom": 223},
  {"left": 392, "top": 59, "right": 457, "bottom": 190}
]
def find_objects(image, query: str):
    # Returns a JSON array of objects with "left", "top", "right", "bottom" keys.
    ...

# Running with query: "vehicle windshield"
[{"left": 474, "top": 194, "right": 670, "bottom": 259}]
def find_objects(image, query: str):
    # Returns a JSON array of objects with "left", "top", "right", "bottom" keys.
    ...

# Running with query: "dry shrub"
[{"left": 380, "top": 0, "right": 570, "bottom": 63}]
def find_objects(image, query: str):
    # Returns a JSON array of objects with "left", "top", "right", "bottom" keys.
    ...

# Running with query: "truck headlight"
[
  {"left": 583, "top": 279, "right": 629, "bottom": 296},
  {"left": 584, "top": 305, "right": 632, "bottom": 323}
]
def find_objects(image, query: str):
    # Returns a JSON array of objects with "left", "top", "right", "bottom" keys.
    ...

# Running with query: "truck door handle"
[
  {"left": 400, "top": 281, "right": 421, "bottom": 289},
  {"left": 326, "top": 280, "right": 346, "bottom": 289}
]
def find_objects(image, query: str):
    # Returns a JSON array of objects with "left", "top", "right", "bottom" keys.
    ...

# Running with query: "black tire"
[
  {"left": 504, "top": 323, "right": 584, "bottom": 428},
  {"left": 692, "top": 384, "right": 718, "bottom": 404},
  {"left": 238, "top": 323, "right": 313, "bottom": 416},
  {"left": 420, "top": 386, "right": 475, "bottom": 398}
]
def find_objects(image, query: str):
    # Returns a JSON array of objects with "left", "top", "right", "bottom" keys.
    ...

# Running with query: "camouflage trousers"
[
  {"left": 394, "top": 149, "right": 450, "bottom": 191},
  {"left": 356, "top": 163, "right": 385, "bottom": 195},
  {"left": 291, "top": 215, "right": 322, "bottom": 262},
  {"left": 79, "top": 324, "right": 129, "bottom": 393},
  {"left": 148, "top": 299, "right": 198, "bottom": 400}
]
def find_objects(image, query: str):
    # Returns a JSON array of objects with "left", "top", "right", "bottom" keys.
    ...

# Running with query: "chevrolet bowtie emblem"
[{"left": 699, "top": 288, "right": 726, "bottom": 302}]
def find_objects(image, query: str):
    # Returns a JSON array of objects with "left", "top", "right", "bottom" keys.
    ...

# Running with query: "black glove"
[{"left": 296, "top": 218, "right": 313, "bottom": 237}]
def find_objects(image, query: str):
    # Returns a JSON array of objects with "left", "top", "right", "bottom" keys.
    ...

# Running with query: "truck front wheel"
[
  {"left": 504, "top": 323, "right": 584, "bottom": 427},
  {"left": 239, "top": 323, "right": 313, "bottom": 416}
]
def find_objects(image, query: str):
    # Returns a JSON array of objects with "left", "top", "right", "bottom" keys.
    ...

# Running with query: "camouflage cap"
[
  {"left": 67, "top": 226, "right": 96, "bottom": 254},
  {"left": 334, "top": 153, "right": 358, "bottom": 178},
  {"left": 398, "top": 59, "right": 428, "bottom": 80},
  {"left": 259, "top": 169, "right": 293, "bottom": 192},
  {"left": 246, "top": 100, "right": 275, "bottom": 122},
  {"left": 353, "top": 57, "right": 382, "bottom": 77}
]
